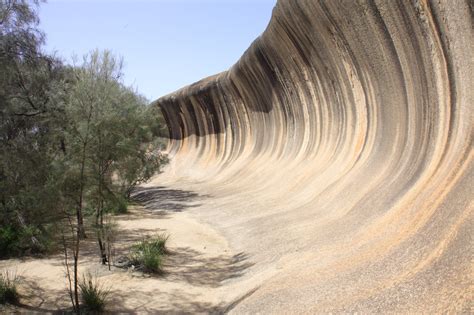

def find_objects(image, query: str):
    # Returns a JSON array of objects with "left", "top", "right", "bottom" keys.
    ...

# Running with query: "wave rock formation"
[{"left": 156, "top": 0, "right": 473, "bottom": 312}]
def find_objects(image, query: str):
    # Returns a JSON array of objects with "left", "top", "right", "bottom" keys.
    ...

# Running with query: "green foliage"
[
  {"left": 0, "top": 270, "right": 19, "bottom": 305},
  {"left": 0, "top": 0, "right": 69, "bottom": 255},
  {"left": 103, "top": 195, "right": 129, "bottom": 215},
  {"left": 63, "top": 49, "right": 168, "bottom": 207},
  {"left": 0, "top": 40, "right": 168, "bottom": 257},
  {"left": 133, "top": 233, "right": 169, "bottom": 255},
  {"left": 79, "top": 274, "right": 110, "bottom": 313},
  {"left": 130, "top": 246, "right": 163, "bottom": 274},
  {"left": 112, "top": 196, "right": 128, "bottom": 214},
  {"left": 0, "top": 226, "right": 18, "bottom": 256},
  {"left": 1, "top": 0, "right": 169, "bottom": 270},
  {"left": 129, "top": 234, "right": 169, "bottom": 273},
  {"left": 63, "top": 50, "right": 169, "bottom": 264},
  {"left": 0, "top": 224, "right": 53, "bottom": 258},
  {"left": 1, "top": 2, "right": 170, "bottom": 312}
]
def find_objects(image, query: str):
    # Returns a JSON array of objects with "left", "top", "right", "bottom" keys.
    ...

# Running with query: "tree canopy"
[{"left": 0, "top": 1, "right": 168, "bottom": 258}]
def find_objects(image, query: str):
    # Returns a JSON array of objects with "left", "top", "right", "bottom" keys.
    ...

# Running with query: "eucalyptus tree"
[
  {"left": 64, "top": 49, "right": 168, "bottom": 264},
  {"left": 0, "top": 0, "right": 68, "bottom": 256}
]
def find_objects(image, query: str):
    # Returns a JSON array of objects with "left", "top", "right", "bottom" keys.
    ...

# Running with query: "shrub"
[
  {"left": 105, "top": 196, "right": 128, "bottom": 215},
  {"left": 0, "top": 226, "right": 19, "bottom": 257},
  {"left": 0, "top": 270, "right": 19, "bottom": 305},
  {"left": 0, "top": 224, "right": 51, "bottom": 258},
  {"left": 129, "top": 234, "right": 169, "bottom": 273},
  {"left": 113, "top": 196, "right": 128, "bottom": 214},
  {"left": 137, "top": 246, "right": 163, "bottom": 273},
  {"left": 18, "top": 225, "right": 49, "bottom": 254},
  {"left": 133, "top": 233, "right": 169, "bottom": 255},
  {"left": 79, "top": 274, "right": 110, "bottom": 313}
]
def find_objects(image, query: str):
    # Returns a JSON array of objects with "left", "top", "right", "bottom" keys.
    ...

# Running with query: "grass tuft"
[
  {"left": 0, "top": 270, "right": 19, "bottom": 305},
  {"left": 129, "top": 234, "right": 169, "bottom": 273},
  {"left": 79, "top": 273, "right": 110, "bottom": 313},
  {"left": 132, "top": 233, "right": 169, "bottom": 255}
]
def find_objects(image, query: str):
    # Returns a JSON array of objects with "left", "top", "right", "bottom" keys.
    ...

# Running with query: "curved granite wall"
[{"left": 157, "top": 0, "right": 473, "bottom": 312}]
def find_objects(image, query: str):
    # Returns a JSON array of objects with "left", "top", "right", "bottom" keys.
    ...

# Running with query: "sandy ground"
[{"left": 0, "top": 197, "right": 249, "bottom": 314}]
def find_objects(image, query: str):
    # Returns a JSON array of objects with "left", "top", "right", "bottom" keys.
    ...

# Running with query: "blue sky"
[{"left": 38, "top": 0, "right": 277, "bottom": 102}]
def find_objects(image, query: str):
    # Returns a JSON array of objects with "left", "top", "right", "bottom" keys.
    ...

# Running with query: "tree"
[
  {"left": 0, "top": 3, "right": 170, "bottom": 312},
  {"left": 63, "top": 49, "right": 168, "bottom": 265},
  {"left": 0, "top": 0, "right": 69, "bottom": 256}
]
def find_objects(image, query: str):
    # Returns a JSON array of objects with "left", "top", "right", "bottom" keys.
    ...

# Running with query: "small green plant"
[
  {"left": 111, "top": 196, "right": 128, "bottom": 215},
  {"left": 129, "top": 234, "right": 169, "bottom": 273},
  {"left": 136, "top": 246, "right": 163, "bottom": 273},
  {"left": 133, "top": 233, "right": 169, "bottom": 255},
  {"left": 0, "top": 270, "right": 19, "bottom": 305},
  {"left": 79, "top": 273, "right": 110, "bottom": 313}
]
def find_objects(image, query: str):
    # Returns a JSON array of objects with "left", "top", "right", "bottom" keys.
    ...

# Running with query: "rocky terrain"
[{"left": 156, "top": 0, "right": 473, "bottom": 312}]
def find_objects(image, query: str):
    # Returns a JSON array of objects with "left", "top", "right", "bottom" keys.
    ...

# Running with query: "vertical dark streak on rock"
[{"left": 154, "top": 1, "right": 473, "bottom": 312}]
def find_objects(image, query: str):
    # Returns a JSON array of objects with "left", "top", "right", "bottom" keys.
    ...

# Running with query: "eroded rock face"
[{"left": 157, "top": 0, "right": 473, "bottom": 312}]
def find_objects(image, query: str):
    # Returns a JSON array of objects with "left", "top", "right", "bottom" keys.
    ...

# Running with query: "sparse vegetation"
[
  {"left": 96, "top": 215, "right": 118, "bottom": 270},
  {"left": 0, "top": 270, "right": 19, "bottom": 305},
  {"left": 133, "top": 233, "right": 169, "bottom": 255},
  {"left": 1, "top": 1, "right": 172, "bottom": 313},
  {"left": 129, "top": 234, "right": 169, "bottom": 273},
  {"left": 0, "top": 1, "right": 169, "bottom": 260},
  {"left": 113, "top": 196, "right": 129, "bottom": 215},
  {"left": 79, "top": 273, "right": 110, "bottom": 313}
]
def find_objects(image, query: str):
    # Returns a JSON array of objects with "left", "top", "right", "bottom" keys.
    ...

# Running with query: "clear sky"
[{"left": 38, "top": 0, "right": 277, "bottom": 102}]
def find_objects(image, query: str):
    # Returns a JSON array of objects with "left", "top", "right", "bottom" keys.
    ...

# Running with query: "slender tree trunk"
[
  {"left": 63, "top": 214, "right": 80, "bottom": 314},
  {"left": 96, "top": 134, "right": 107, "bottom": 265},
  {"left": 77, "top": 141, "right": 87, "bottom": 239},
  {"left": 62, "top": 234, "right": 75, "bottom": 311},
  {"left": 76, "top": 100, "right": 94, "bottom": 239},
  {"left": 96, "top": 206, "right": 107, "bottom": 265},
  {"left": 73, "top": 230, "right": 80, "bottom": 313}
]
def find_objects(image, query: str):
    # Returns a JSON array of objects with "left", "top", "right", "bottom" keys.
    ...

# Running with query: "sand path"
[{"left": 0, "top": 186, "right": 250, "bottom": 313}]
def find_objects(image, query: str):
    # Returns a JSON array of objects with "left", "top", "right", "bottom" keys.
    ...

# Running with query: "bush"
[
  {"left": 79, "top": 274, "right": 110, "bottom": 313},
  {"left": 115, "top": 196, "right": 128, "bottom": 214},
  {"left": 0, "top": 224, "right": 52, "bottom": 258},
  {"left": 129, "top": 234, "right": 169, "bottom": 273},
  {"left": 0, "top": 270, "right": 19, "bottom": 305},
  {"left": 105, "top": 196, "right": 128, "bottom": 215},
  {"left": 0, "top": 226, "right": 19, "bottom": 257}
]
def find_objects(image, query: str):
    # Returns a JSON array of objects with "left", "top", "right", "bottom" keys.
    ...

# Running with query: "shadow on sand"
[
  {"left": 4, "top": 186, "right": 257, "bottom": 314},
  {"left": 108, "top": 286, "right": 260, "bottom": 314},
  {"left": 163, "top": 248, "right": 254, "bottom": 288},
  {"left": 106, "top": 250, "right": 256, "bottom": 314},
  {"left": 11, "top": 248, "right": 255, "bottom": 314},
  {"left": 131, "top": 186, "right": 207, "bottom": 215}
]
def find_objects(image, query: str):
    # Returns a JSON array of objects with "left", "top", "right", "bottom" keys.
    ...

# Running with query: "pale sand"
[{"left": 0, "top": 202, "right": 247, "bottom": 313}]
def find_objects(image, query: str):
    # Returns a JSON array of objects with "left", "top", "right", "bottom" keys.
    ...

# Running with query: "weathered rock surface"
[{"left": 156, "top": 0, "right": 473, "bottom": 312}]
